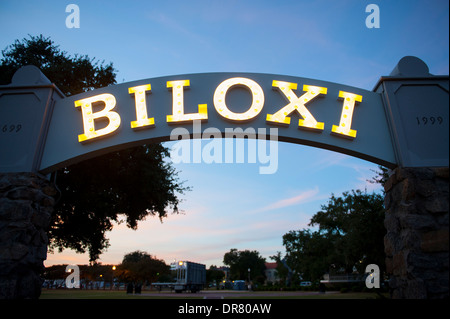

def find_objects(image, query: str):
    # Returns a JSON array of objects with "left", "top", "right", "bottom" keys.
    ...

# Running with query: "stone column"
[
  {"left": 0, "top": 172, "right": 57, "bottom": 299},
  {"left": 384, "top": 167, "right": 449, "bottom": 299}
]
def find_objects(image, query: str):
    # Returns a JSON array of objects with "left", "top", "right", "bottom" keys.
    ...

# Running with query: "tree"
[
  {"left": 282, "top": 190, "right": 386, "bottom": 281},
  {"left": 1, "top": 35, "right": 189, "bottom": 262},
  {"left": 49, "top": 144, "right": 187, "bottom": 261},
  {"left": 310, "top": 190, "right": 386, "bottom": 273},
  {"left": 223, "top": 249, "right": 266, "bottom": 284},
  {"left": 42, "top": 263, "right": 117, "bottom": 286},
  {"left": 206, "top": 266, "right": 225, "bottom": 288},
  {"left": 269, "top": 252, "right": 291, "bottom": 285},
  {"left": 282, "top": 229, "right": 334, "bottom": 282},
  {"left": 0, "top": 34, "right": 115, "bottom": 95},
  {"left": 118, "top": 251, "right": 169, "bottom": 284},
  {"left": 368, "top": 165, "right": 390, "bottom": 193}
]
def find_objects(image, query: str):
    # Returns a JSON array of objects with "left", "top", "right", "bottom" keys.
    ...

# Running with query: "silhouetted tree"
[
  {"left": 282, "top": 190, "right": 385, "bottom": 281},
  {"left": 1, "top": 35, "right": 189, "bottom": 262},
  {"left": 223, "top": 249, "right": 266, "bottom": 284}
]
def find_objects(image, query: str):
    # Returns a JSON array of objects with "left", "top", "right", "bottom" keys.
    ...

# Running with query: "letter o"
[{"left": 213, "top": 77, "right": 264, "bottom": 122}]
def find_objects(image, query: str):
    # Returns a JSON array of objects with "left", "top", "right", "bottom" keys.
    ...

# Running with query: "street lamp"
[
  {"left": 99, "top": 274, "right": 104, "bottom": 290},
  {"left": 111, "top": 266, "right": 116, "bottom": 290},
  {"left": 248, "top": 268, "right": 251, "bottom": 291}
]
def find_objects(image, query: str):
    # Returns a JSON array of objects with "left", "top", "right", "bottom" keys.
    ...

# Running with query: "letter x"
[{"left": 267, "top": 80, "right": 327, "bottom": 132}]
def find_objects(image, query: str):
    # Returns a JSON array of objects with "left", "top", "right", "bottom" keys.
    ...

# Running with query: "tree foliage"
[
  {"left": 368, "top": 165, "right": 390, "bottom": 193},
  {"left": 118, "top": 251, "right": 170, "bottom": 284},
  {"left": 282, "top": 189, "right": 386, "bottom": 282},
  {"left": 310, "top": 190, "right": 386, "bottom": 271},
  {"left": 282, "top": 229, "right": 335, "bottom": 282},
  {"left": 50, "top": 144, "right": 188, "bottom": 261},
  {"left": 43, "top": 263, "right": 117, "bottom": 283},
  {"left": 223, "top": 249, "right": 266, "bottom": 283},
  {"left": 1, "top": 35, "right": 189, "bottom": 262},
  {"left": 206, "top": 266, "right": 226, "bottom": 287},
  {"left": 0, "top": 34, "right": 115, "bottom": 95}
]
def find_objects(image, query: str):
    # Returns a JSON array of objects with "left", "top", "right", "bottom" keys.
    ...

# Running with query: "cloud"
[
  {"left": 251, "top": 187, "right": 321, "bottom": 214},
  {"left": 146, "top": 12, "right": 211, "bottom": 48}
]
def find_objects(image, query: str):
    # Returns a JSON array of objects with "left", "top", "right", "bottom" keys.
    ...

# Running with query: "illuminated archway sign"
[
  {"left": 0, "top": 58, "right": 448, "bottom": 300},
  {"left": 36, "top": 72, "right": 395, "bottom": 173},
  {"left": 2, "top": 58, "right": 448, "bottom": 175}
]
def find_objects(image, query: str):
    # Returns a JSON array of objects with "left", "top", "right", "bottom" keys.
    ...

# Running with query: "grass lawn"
[
  {"left": 40, "top": 289, "right": 388, "bottom": 299},
  {"left": 40, "top": 289, "right": 188, "bottom": 299}
]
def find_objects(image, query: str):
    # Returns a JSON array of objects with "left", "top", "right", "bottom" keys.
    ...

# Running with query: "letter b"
[{"left": 74, "top": 93, "right": 121, "bottom": 143}]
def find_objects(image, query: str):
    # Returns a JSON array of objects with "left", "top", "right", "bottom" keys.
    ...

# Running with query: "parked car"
[{"left": 300, "top": 281, "right": 312, "bottom": 286}]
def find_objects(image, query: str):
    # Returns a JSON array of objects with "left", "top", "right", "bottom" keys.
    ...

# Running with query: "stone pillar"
[
  {"left": 384, "top": 167, "right": 449, "bottom": 299},
  {"left": 0, "top": 172, "right": 57, "bottom": 299}
]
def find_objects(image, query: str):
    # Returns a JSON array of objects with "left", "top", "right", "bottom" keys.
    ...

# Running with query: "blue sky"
[{"left": 1, "top": 0, "right": 448, "bottom": 267}]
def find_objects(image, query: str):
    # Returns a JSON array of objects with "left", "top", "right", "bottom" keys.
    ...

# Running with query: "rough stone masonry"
[
  {"left": 0, "top": 172, "right": 56, "bottom": 299},
  {"left": 384, "top": 167, "right": 449, "bottom": 299}
]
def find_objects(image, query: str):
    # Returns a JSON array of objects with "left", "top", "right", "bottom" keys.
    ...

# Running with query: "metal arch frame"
[{"left": 1, "top": 57, "right": 448, "bottom": 175}]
